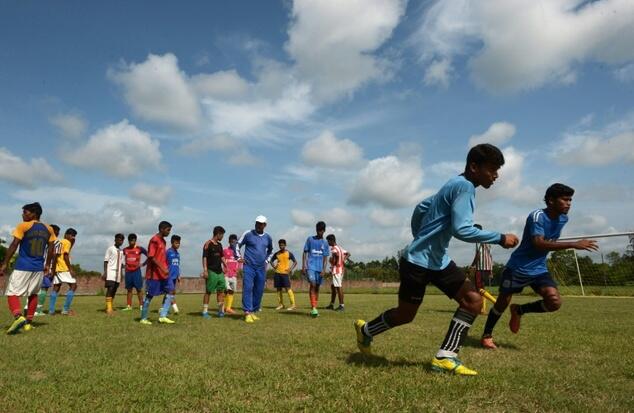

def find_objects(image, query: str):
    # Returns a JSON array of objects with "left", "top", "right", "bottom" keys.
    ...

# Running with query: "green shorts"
[{"left": 206, "top": 270, "right": 226, "bottom": 293}]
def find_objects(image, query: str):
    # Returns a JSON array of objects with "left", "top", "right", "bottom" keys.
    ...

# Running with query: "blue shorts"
[
  {"left": 145, "top": 279, "right": 169, "bottom": 297},
  {"left": 499, "top": 268, "right": 558, "bottom": 294},
  {"left": 274, "top": 273, "right": 291, "bottom": 289},
  {"left": 125, "top": 269, "right": 144, "bottom": 291},
  {"left": 41, "top": 275, "right": 53, "bottom": 289},
  {"left": 306, "top": 270, "right": 323, "bottom": 286},
  {"left": 166, "top": 277, "right": 178, "bottom": 292}
]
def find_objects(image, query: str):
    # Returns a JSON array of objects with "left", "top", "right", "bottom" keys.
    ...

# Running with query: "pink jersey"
[
  {"left": 330, "top": 245, "right": 347, "bottom": 275},
  {"left": 223, "top": 247, "right": 240, "bottom": 278}
]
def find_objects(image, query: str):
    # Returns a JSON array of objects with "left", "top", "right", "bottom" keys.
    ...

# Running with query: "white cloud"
[
  {"left": 369, "top": 208, "right": 403, "bottom": 227},
  {"left": 290, "top": 209, "right": 315, "bottom": 227},
  {"left": 428, "top": 161, "right": 464, "bottom": 179},
  {"left": 129, "top": 183, "right": 172, "bottom": 206},
  {"left": 349, "top": 155, "right": 428, "bottom": 208},
  {"left": 0, "top": 147, "right": 63, "bottom": 188},
  {"left": 424, "top": 58, "right": 452, "bottom": 87},
  {"left": 179, "top": 134, "right": 236, "bottom": 155},
  {"left": 553, "top": 131, "right": 634, "bottom": 166},
  {"left": 286, "top": 0, "right": 406, "bottom": 102},
  {"left": 63, "top": 120, "right": 162, "bottom": 178},
  {"left": 301, "top": 130, "right": 364, "bottom": 168},
  {"left": 228, "top": 149, "right": 258, "bottom": 166},
  {"left": 614, "top": 63, "right": 634, "bottom": 83},
  {"left": 109, "top": 53, "right": 201, "bottom": 130},
  {"left": 468, "top": 122, "right": 516, "bottom": 147},
  {"left": 191, "top": 69, "right": 250, "bottom": 100},
  {"left": 50, "top": 114, "right": 87, "bottom": 139},
  {"left": 478, "top": 146, "right": 539, "bottom": 205},
  {"left": 324, "top": 207, "right": 357, "bottom": 227},
  {"left": 414, "top": 0, "right": 634, "bottom": 93}
]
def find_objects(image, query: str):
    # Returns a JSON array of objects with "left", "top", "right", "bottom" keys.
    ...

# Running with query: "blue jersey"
[
  {"left": 303, "top": 236, "right": 330, "bottom": 271},
  {"left": 236, "top": 230, "right": 273, "bottom": 268},
  {"left": 13, "top": 221, "right": 56, "bottom": 272},
  {"left": 506, "top": 209, "right": 568, "bottom": 276},
  {"left": 405, "top": 175, "right": 502, "bottom": 270},
  {"left": 166, "top": 248, "right": 180, "bottom": 280}
]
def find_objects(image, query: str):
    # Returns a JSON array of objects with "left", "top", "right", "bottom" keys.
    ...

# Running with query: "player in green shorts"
[{"left": 201, "top": 226, "right": 227, "bottom": 319}]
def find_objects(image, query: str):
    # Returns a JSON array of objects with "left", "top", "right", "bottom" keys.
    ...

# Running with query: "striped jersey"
[
  {"left": 330, "top": 245, "right": 347, "bottom": 275},
  {"left": 474, "top": 243, "right": 493, "bottom": 271}
]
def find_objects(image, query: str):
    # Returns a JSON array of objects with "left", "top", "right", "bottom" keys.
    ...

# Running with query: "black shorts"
[
  {"left": 105, "top": 280, "right": 120, "bottom": 298},
  {"left": 398, "top": 258, "right": 468, "bottom": 304}
]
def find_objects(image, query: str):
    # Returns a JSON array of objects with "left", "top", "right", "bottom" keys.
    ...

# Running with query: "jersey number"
[{"left": 29, "top": 238, "right": 45, "bottom": 256}]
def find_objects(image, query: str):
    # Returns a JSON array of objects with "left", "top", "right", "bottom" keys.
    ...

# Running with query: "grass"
[{"left": 1, "top": 293, "right": 633, "bottom": 412}]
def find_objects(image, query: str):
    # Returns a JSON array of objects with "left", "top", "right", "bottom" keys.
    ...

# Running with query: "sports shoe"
[
  {"left": 310, "top": 308, "right": 319, "bottom": 318},
  {"left": 431, "top": 357, "right": 478, "bottom": 376},
  {"left": 121, "top": 306, "right": 132, "bottom": 312},
  {"left": 275, "top": 304, "right": 285, "bottom": 310},
  {"left": 7, "top": 316, "right": 27, "bottom": 335},
  {"left": 286, "top": 306, "right": 296, "bottom": 311},
  {"left": 509, "top": 304, "right": 522, "bottom": 334},
  {"left": 34, "top": 311, "right": 45, "bottom": 317},
  {"left": 24, "top": 323, "right": 33, "bottom": 332},
  {"left": 335, "top": 305, "right": 345, "bottom": 312},
  {"left": 481, "top": 336, "right": 498, "bottom": 350},
  {"left": 225, "top": 308, "right": 236, "bottom": 314},
  {"left": 159, "top": 317, "right": 175, "bottom": 324},
  {"left": 251, "top": 314, "right": 260, "bottom": 321},
  {"left": 139, "top": 319, "right": 152, "bottom": 325},
  {"left": 325, "top": 303, "right": 334, "bottom": 310},
  {"left": 202, "top": 312, "right": 211, "bottom": 319},
  {"left": 245, "top": 314, "right": 255, "bottom": 323},
  {"left": 61, "top": 309, "right": 76, "bottom": 316},
  {"left": 217, "top": 311, "right": 225, "bottom": 318},
  {"left": 354, "top": 320, "right": 372, "bottom": 355}
]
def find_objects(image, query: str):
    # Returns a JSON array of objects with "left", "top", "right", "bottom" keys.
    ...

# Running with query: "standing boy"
[
  {"left": 140, "top": 221, "right": 174, "bottom": 325},
  {"left": 0, "top": 203, "right": 56, "bottom": 333},
  {"left": 50, "top": 228, "right": 78, "bottom": 316},
  {"left": 35, "top": 224, "right": 61, "bottom": 316},
  {"left": 269, "top": 239, "right": 297, "bottom": 311},
  {"left": 165, "top": 235, "right": 181, "bottom": 315},
  {"left": 354, "top": 144, "right": 519, "bottom": 375},
  {"left": 326, "top": 234, "right": 349, "bottom": 312},
  {"left": 480, "top": 183, "right": 598, "bottom": 349},
  {"left": 470, "top": 224, "right": 494, "bottom": 314},
  {"left": 122, "top": 234, "right": 147, "bottom": 311},
  {"left": 103, "top": 234, "right": 125, "bottom": 315},
  {"left": 201, "top": 226, "right": 226, "bottom": 319},
  {"left": 223, "top": 234, "right": 240, "bottom": 314},
  {"left": 302, "top": 221, "right": 330, "bottom": 318}
]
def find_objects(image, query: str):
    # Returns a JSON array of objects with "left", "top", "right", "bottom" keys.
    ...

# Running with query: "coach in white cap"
[{"left": 234, "top": 215, "right": 273, "bottom": 323}]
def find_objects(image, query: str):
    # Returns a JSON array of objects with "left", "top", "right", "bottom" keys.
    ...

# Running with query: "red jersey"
[
  {"left": 146, "top": 234, "right": 168, "bottom": 280},
  {"left": 330, "top": 245, "right": 347, "bottom": 275},
  {"left": 123, "top": 246, "right": 147, "bottom": 272}
]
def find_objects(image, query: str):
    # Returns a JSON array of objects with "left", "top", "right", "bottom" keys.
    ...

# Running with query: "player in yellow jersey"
[{"left": 269, "top": 239, "right": 297, "bottom": 310}]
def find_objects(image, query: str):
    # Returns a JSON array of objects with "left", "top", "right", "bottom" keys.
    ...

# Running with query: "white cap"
[{"left": 255, "top": 215, "right": 267, "bottom": 223}]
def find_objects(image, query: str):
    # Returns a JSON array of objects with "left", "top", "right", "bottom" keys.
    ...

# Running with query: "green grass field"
[{"left": 1, "top": 293, "right": 632, "bottom": 412}]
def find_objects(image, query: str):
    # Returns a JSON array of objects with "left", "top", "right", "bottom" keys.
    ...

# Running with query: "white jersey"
[{"left": 104, "top": 245, "right": 125, "bottom": 282}]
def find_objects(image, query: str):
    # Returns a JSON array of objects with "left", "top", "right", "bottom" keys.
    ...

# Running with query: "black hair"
[
  {"left": 466, "top": 144, "right": 505, "bottom": 169},
  {"left": 171, "top": 235, "right": 181, "bottom": 243},
  {"left": 544, "top": 183, "right": 574, "bottom": 204},
  {"left": 316, "top": 221, "right": 326, "bottom": 232},
  {"left": 474, "top": 224, "right": 482, "bottom": 230},
  {"left": 278, "top": 239, "right": 286, "bottom": 245},
  {"left": 50, "top": 224, "right": 60, "bottom": 235},
  {"left": 128, "top": 233, "right": 137, "bottom": 241},
  {"left": 229, "top": 234, "right": 238, "bottom": 241},
  {"left": 159, "top": 221, "right": 172, "bottom": 231},
  {"left": 65, "top": 228, "right": 77, "bottom": 236},
  {"left": 22, "top": 202, "right": 43, "bottom": 218},
  {"left": 213, "top": 226, "right": 225, "bottom": 236},
  {"left": 326, "top": 234, "right": 336, "bottom": 243},
  {"left": 115, "top": 233, "right": 125, "bottom": 240}
]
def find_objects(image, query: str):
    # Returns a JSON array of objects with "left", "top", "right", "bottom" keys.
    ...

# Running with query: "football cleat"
[
  {"left": 431, "top": 357, "right": 478, "bottom": 376},
  {"left": 481, "top": 336, "right": 498, "bottom": 350},
  {"left": 7, "top": 316, "right": 27, "bottom": 335},
  {"left": 139, "top": 319, "right": 152, "bottom": 325},
  {"left": 158, "top": 317, "right": 175, "bottom": 324},
  {"left": 354, "top": 320, "right": 372, "bottom": 355}
]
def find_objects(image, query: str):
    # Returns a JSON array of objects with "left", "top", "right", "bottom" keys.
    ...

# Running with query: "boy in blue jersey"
[
  {"left": 0, "top": 203, "right": 56, "bottom": 334},
  {"left": 480, "top": 183, "right": 598, "bottom": 349},
  {"left": 302, "top": 221, "right": 329, "bottom": 318},
  {"left": 165, "top": 235, "right": 181, "bottom": 315},
  {"left": 354, "top": 144, "right": 519, "bottom": 375}
]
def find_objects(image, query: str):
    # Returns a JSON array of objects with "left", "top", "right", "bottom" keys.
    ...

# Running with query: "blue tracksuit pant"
[{"left": 242, "top": 264, "right": 266, "bottom": 313}]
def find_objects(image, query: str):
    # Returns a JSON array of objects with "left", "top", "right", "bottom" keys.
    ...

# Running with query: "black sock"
[
  {"left": 437, "top": 308, "right": 476, "bottom": 358},
  {"left": 518, "top": 300, "right": 547, "bottom": 315},
  {"left": 364, "top": 309, "right": 394, "bottom": 338},
  {"left": 482, "top": 307, "right": 503, "bottom": 337}
]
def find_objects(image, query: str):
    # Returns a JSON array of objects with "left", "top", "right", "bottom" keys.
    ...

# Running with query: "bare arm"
[
  {"left": 0, "top": 238, "right": 20, "bottom": 276},
  {"left": 532, "top": 236, "right": 598, "bottom": 252},
  {"left": 64, "top": 253, "right": 74, "bottom": 277},
  {"left": 102, "top": 261, "right": 108, "bottom": 280},
  {"left": 302, "top": 251, "right": 308, "bottom": 274}
]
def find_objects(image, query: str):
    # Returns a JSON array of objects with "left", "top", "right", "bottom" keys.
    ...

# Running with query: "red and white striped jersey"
[
  {"left": 474, "top": 243, "right": 493, "bottom": 271},
  {"left": 330, "top": 245, "right": 347, "bottom": 274}
]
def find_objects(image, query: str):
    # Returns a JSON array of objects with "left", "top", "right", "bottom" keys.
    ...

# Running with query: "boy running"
[
  {"left": 0, "top": 203, "right": 56, "bottom": 334},
  {"left": 140, "top": 221, "right": 174, "bottom": 325},
  {"left": 326, "top": 234, "right": 349, "bottom": 311},
  {"left": 201, "top": 226, "right": 226, "bottom": 319},
  {"left": 50, "top": 228, "right": 78, "bottom": 316},
  {"left": 269, "top": 239, "right": 297, "bottom": 311},
  {"left": 165, "top": 235, "right": 181, "bottom": 315},
  {"left": 122, "top": 234, "right": 147, "bottom": 311},
  {"left": 480, "top": 183, "right": 598, "bottom": 349},
  {"left": 302, "top": 221, "right": 330, "bottom": 318},
  {"left": 103, "top": 234, "right": 125, "bottom": 315},
  {"left": 34, "top": 224, "right": 61, "bottom": 316},
  {"left": 223, "top": 234, "right": 240, "bottom": 314},
  {"left": 354, "top": 144, "right": 519, "bottom": 375}
]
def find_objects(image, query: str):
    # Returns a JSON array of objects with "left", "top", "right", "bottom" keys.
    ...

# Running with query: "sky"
[{"left": 1, "top": 0, "right": 633, "bottom": 275}]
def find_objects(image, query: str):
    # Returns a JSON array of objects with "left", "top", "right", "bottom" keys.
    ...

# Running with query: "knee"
[
  {"left": 544, "top": 295, "right": 561, "bottom": 312},
  {"left": 462, "top": 291, "right": 483, "bottom": 315},
  {"left": 391, "top": 307, "right": 416, "bottom": 326}
]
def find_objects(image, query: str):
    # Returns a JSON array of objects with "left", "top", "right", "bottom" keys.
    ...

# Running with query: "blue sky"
[{"left": 1, "top": 0, "right": 633, "bottom": 274}]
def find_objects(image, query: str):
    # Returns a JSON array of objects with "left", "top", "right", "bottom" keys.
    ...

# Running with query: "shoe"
[
  {"left": 481, "top": 336, "right": 498, "bottom": 350},
  {"left": 7, "top": 316, "right": 27, "bottom": 335},
  {"left": 275, "top": 304, "right": 285, "bottom": 310},
  {"left": 245, "top": 314, "right": 255, "bottom": 323},
  {"left": 335, "top": 305, "right": 345, "bottom": 312},
  {"left": 121, "top": 306, "right": 132, "bottom": 312},
  {"left": 509, "top": 304, "right": 521, "bottom": 334},
  {"left": 139, "top": 319, "right": 152, "bottom": 325},
  {"left": 325, "top": 304, "right": 334, "bottom": 310},
  {"left": 310, "top": 308, "right": 319, "bottom": 318},
  {"left": 217, "top": 311, "right": 225, "bottom": 318},
  {"left": 286, "top": 306, "right": 297, "bottom": 311},
  {"left": 24, "top": 323, "right": 33, "bottom": 332},
  {"left": 431, "top": 357, "right": 478, "bottom": 376},
  {"left": 354, "top": 320, "right": 372, "bottom": 355},
  {"left": 202, "top": 312, "right": 211, "bottom": 319},
  {"left": 251, "top": 314, "right": 260, "bottom": 321},
  {"left": 158, "top": 317, "right": 175, "bottom": 324},
  {"left": 225, "top": 308, "right": 236, "bottom": 314},
  {"left": 34, "top": 311, "right": 45, "bottom": 317},
  {"left": 61, "top": 309, "right": 76, "bottom": 316}
]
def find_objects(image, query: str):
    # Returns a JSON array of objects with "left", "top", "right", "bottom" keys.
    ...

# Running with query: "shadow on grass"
[
  {"left": 461, "top": 336, "right": 520, "bottom": 350},
  {"left": 277, "top": 310, "right": 311, "bottom": 317},
  {"left": 346, "top": 353, "right": 430, "bottom": 369}
]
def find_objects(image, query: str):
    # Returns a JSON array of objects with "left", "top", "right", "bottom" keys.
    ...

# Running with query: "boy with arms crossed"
[
  {"left": 269, "top": 239, "right": 297, "bottom": 311},
  {"left": 103, "top": 233, "right": 125, "bottom": 315},
  {"left": 354, "top": 144, "right": 519, "bottom": 375},
  {"left": 122, "top": 234, "right": 147, "bottom": 311}
]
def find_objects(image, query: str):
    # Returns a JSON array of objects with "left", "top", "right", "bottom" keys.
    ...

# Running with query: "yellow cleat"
[
  {"left": 431, "top": 357, "right": 478, "bottom": 376},
  {"left": 251, "top": 314, "right": 260, "bottom": 321},
  {"left": 354, "top": 319, "right": 372, "bottom": 355},
  {"left": 24, "top": 323, "right": 33, "bottom": 332},
  {"left": 158, "top": 317, "right": 175, "bottom": 324},
  {"left": 245, "top": 314, "right": 255, "bottom": 323},
  {"left": 139, "top": 319, "right": 152, "bottom": 325},
  {"left": 7, "top": 316, "right": 27, "bottom": 335}
]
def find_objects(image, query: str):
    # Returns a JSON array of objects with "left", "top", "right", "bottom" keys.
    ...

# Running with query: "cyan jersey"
[
  {"left": 303, "top": 236, "right": 330, "bottom": 271},
  {"left": 405, "top": 175, "right": 502, "bottom": 270},
  {"left": 166, "top": 248, "right": 180, "bottom": 280},
  {"left": 506, "top": 209, "right": 568, "bottom": 276}
]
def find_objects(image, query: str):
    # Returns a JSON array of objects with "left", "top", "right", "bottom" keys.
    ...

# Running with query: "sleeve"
[
  {"left": 235, "top": 231, "right": 250, "bottom": 259},
  {"left": 289, "top": 252, "right": 296, "bottom": 262},
  {"left": 451, "top": 191, "right": 502, "bottom": 244},
  {"left": 140, "top": 246, "right": 148, "bottom": 256},
  {"left": 303, "top": 238, "right": 310, "bottom": 252},
  {"left": 529, "top": 211, "right": 546, "bottom": 237},
  {"left": 62, "top": 239, "right": 71, "bottom": 254},
  {"left": 323, "top": 241, "right": 330, "bottom": 257},
  {"left": 270, "top": 251, "right": 279, "bottom": 264},
  {"left": 411, "top": 196, "right": 433, "bottom": 236},
  {"left": 55, "top": 241, "right": 62, "bottom": 255},
  {"left": 104, "top": 247, "right": 112, "bottom": 261},
  {"left": 11, "top": 222, "right": 30, "bottom": 240},
  {"left": 267, "top": 235, "right": 273, "bottom": 256},
  {"left": 148, "top": 239, "right": 158, "bottom": 259}
]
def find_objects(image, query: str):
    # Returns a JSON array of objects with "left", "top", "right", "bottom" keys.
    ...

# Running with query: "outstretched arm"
[{"left": 532, "top": 236, "right": 598, "bottom": 252}]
